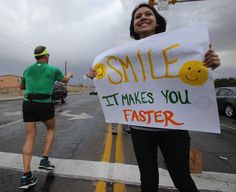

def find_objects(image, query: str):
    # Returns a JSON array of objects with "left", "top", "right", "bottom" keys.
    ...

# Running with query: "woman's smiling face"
[{"left": 133, "top": 6, "right": 157, "bottom": 39}]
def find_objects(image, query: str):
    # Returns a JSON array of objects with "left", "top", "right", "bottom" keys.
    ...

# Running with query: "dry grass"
[
  {"left": 0, "top": 88, "right": 24, "bottom": 97},
  {"left": 67, "top": 85, "right": 91, "bottom": 92}
]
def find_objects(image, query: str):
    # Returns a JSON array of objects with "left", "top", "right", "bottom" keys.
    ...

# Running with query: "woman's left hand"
[{"left": 203, "top": 44, "right": 221, "bottom": 70}]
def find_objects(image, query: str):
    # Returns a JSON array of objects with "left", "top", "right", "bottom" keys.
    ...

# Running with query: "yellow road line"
[
  {"left": 113, "top": 124, "right": 126, "bottom": 192},
  {"left": 95, "top": 123, "right": 113, "bottom": 192},
  {"left": 113, "top": 183, "right": 126, "bottom": 192},
  {"left": 115, "top": 124, "right": 124, "bottom": 163},
  {"left": 95, "top": 181, "right": 107, "bottom": 192},
  {"left": 101, "top": 123, "right": 113, "bottom": 162}
]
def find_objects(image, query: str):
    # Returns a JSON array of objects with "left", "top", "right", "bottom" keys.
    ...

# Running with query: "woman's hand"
[
  {"left": 203, "top": 44, "right": 221, "bottom": 70},
  {"left": 86, "top": 68, "right": 97, "bottom": 79}
]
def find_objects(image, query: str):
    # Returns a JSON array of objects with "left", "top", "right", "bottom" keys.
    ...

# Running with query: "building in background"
[{"left": 0, "top": 74, "right": 21, "bottom": 88}]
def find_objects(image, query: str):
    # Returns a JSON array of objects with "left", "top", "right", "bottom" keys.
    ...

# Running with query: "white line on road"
[
  {"left": 220, "top": 123, "right": 236, "bottom": 130},
  {"left": 0, "top": 152, "right": 235, "bottom": 192},
  {"left": 3, "top": 111, "right": 22, "bottom": 116},
  {"left": 0, "top": 102, "right": 84, "bottom": 128},
  {"left": 0, "top": 107, "right": 20, "bottom": 112},
  {"left": 0, "top": 119, "right": 22, "bottom": 129}
]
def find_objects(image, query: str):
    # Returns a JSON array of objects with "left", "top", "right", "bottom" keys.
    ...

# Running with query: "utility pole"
[
  {"left": 64, "top": 60, "right": 67, "bottom": 86},
  {"left": 64, "top": 60, "right": 67, "bottom": 76}
]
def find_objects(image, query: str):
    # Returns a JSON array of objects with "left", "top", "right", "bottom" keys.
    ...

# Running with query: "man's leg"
[
  {"left": 20, "top": 122, "right": 37, "bottom": 189},
  {"left": 42, "top": 117, "right": 55, "bottom": 156},
  {"left": 39, "top": 117, "right": 56, "bottom": 170},
  {"left": 22, "top": 122, "right": 36, "bottom": 173}
]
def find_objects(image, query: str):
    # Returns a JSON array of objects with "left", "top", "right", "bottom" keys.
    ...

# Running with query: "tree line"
[{"left": 214, "top": 78, "right": 236, "bottom": 87}]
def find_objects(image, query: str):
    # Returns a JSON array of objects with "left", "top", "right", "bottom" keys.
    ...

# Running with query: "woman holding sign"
[
  {"left": 128, "top": 3, "right": 220, "bottom": 192},
  {"left": 88, "top": 3, "right": 220, "bottom": 192}
]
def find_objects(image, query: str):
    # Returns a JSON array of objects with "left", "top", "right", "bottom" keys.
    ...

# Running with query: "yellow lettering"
[
  {"left": 107, "top": 56, "right": 123, "bottom": 85},
  {"left": 148, "top": 49, "right": 163, "bottom": 80},
  {"left": 118, "top": 55, "right": 138, "bottom": 83},
  {"left": 162, "top": 44, "right": 180, "bottom": 77},
  {"left": 137, "top": 50, "right": 146, "bottom": 82}
]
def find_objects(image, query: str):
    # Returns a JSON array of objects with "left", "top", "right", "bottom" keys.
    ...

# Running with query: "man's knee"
[
  {"left": 44, "top": 118, "right": 55, "bottom": 130},
  {"left": 23, "top": 146, "right": 33, "bottom": 156}
]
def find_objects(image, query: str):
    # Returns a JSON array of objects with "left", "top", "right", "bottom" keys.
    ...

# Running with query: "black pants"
[{"left": 130, "top": 128, "right": 198, "bottom": 192}]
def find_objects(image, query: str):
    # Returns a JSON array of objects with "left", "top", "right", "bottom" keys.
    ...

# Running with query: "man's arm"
[{"left": 61, "top": 72, "right": 73, "bottom": 83}]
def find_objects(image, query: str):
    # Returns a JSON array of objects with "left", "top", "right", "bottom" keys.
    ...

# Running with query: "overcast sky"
[{"left": 0, "top": 0, "right": 235, "bottom": 85}]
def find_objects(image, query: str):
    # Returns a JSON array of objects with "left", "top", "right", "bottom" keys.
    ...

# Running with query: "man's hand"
[
  {"left": 20, "top": 78, "right": 25, "bottom": 90},
  {"left": 62, "top": 72, "right": 73, "bottom": 83}
]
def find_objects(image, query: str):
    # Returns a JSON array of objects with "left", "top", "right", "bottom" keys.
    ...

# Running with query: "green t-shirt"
[{"left": 22, "top": 62, "right": 64, "bottom": 103}]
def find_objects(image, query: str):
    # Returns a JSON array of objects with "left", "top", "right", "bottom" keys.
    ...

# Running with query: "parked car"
[
  {"left": 89, "top": 90, "right": 97, "bottom": 95},
  {"left": 216, "top": 87, "right": 236, "bottom": 118},
  {"left": 52, "top": 82, "right": 67, "bottom": 104}
]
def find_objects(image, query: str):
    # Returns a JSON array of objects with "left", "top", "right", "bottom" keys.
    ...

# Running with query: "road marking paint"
[
  {"left": 96, "top": 181, "right": 107, "bottom": 192},
  {"left": 0, "top": 107, "right": 20, "bottom": 112},
  {"left": 0, "top": 119, "right": 22, "bottom": 129},
  {"left": 220, "top": 123, "right": 236, "bottom": 130},
  {"left": 96, "top": 123, "right": 113, "bottom": 192},
  {"left": 113, "top": 183, "right": 126, "bottom": 192},
  {"left": 3, "top": 111, "right": 22, "bottom": 116},
  {"left": 115, "top": 124, "right": 124, "bottom": 164},
  {"left": 114, "top": 124, "right": 126, "bottom": 192},
  {"left": 60, "top": 110, "right": 94, "bottom": 120},
  {"left": 0, "top": 151, "right": 235, "bottom": 192},
  {"left": 0, "top": 102, "right": 91, "bottom": 128},
  {"left": 101, "top": 124, "right": 113, "bottom": 162}
]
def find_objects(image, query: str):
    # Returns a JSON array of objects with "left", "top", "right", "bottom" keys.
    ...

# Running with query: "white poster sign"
[{"left": 92, "top": 25, "right": 221, "bottom": 133}]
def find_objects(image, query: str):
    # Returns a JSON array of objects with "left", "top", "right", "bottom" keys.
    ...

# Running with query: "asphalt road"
[{"left": 0, "top": 92, "right": 235, "bottom": 192}]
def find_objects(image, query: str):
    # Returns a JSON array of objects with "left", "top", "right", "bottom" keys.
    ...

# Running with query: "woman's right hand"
[{"left": 86, "top": 68, "right": 96, "bottom": 79}]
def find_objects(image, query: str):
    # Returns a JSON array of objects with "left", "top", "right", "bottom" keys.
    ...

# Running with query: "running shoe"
[
  {"left": 19, "top": 175, "right": 37, "bottom": 189},
  {"left": 38, "top": 158, "right": 55, "bottom": 170}
]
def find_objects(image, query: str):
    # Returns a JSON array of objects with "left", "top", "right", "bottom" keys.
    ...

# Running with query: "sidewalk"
[
  {"left": 0, "top": 95, "right": 23, "bottom": 101},
  {"left": 0, "top": 152, "right": 235, "bottom": 192}
]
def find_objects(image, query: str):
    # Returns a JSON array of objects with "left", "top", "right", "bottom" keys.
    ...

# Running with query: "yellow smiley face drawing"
[
  {"left": 94, "top": 63, "right": 106, "bottom": 80},
  {"left": 179, "top": 60, "right": 208, "bottom": 86}
]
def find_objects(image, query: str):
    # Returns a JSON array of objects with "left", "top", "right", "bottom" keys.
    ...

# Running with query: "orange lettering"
[
  {"left": 163, "top": 111, "right": 184, "bottom": 126},
  {"left": 132, "top": 110, "right": 140, "bottom": 122},
  {"left": 123, "top": 109, "right": 132, "bottom": 122},
  {"left": 154, "top": 111, "right": 165, "bottom": 123}
]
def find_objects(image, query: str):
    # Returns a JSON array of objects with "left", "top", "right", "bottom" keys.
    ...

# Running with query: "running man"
[{"left": 19, "top": 45, "right": 73, "bottom": 189}]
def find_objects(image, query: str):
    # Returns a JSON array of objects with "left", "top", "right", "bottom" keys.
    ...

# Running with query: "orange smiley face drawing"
[
  {"left": 94, "top": 63, "right": 106, "bottom": 80},
  {"left": 179, "top": 60, "right": 208, "bottom": 86}
]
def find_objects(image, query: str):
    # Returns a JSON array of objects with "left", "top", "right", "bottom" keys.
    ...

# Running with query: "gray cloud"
[{"left": 0, "top": 0, "right": 235, "bottom": 85}]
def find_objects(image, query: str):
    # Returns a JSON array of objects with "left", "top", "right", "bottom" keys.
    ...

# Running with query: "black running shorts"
[{"left": 23, "top": 101, "right": 55, "bottom": 122}]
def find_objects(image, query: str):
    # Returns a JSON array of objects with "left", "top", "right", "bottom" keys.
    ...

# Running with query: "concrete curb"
[{"left": 0, "top": 152, "right": 235, "bottom": 192}]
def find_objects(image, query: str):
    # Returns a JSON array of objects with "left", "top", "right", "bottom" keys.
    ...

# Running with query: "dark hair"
[
  {"left": 130, "top": 3, "right": 166, "bottom": 40},
  {"left": 34, "top": 45, "right": 47, "bottom": 60}
]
